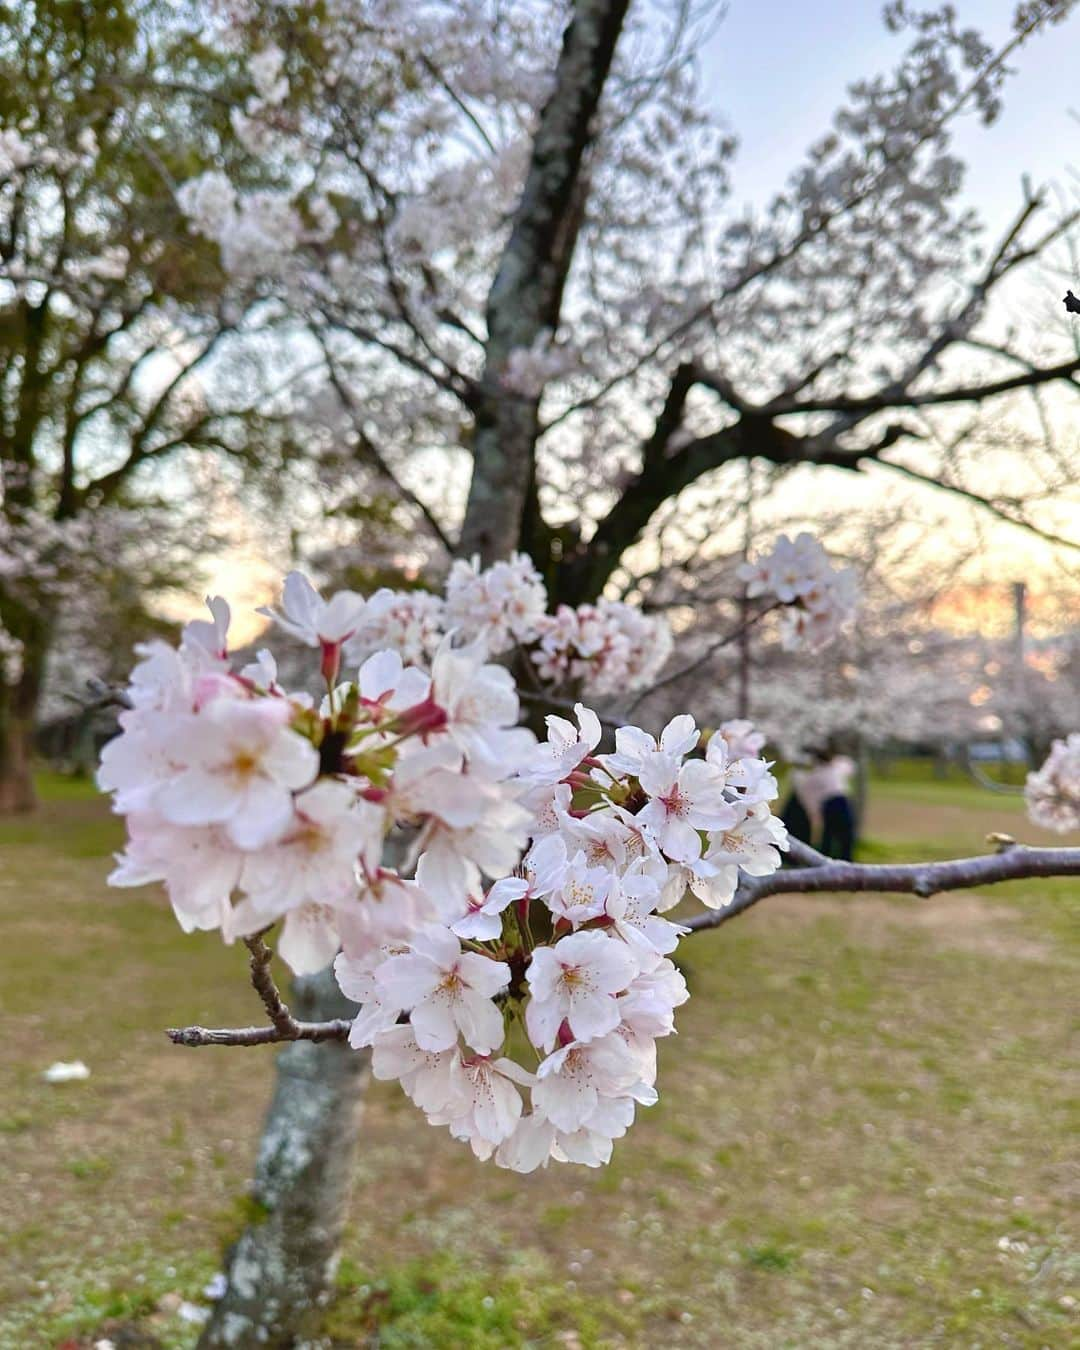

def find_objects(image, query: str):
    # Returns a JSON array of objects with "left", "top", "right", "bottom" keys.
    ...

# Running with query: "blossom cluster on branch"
[
  {"left": 300, "top": 552, "right": 678, "bottom": 697},
  {"left": 1026, "top": 734, "right": 1080, "bottom": 833},
  {"left": 99, "top": 562, "right": 790, "bottom": 1171},
  {"left": 738, "top": 532, "right": 858, "bottom": 651}
]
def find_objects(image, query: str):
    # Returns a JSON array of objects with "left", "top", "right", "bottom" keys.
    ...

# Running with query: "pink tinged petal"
[
  {"left": 523, "top": 946, "right": 561, "bottom": 1003},
  {"left": 409, "top": 924, "right": 463, "bottom": 967},
  {"left": 260, "top": 730, "right": 320, "bottom": 790},
  {"left": 553, "top": 1127, "right": 613, "bottom": 1167},
  {"left": 370, "top": 1025, "right": 427, "bottom": 1079},
  {"left": 319, "top": 591, "right": 366, "bottom": 641},
  {"left": 533, "top": 1062, "right": 598, "bottom": 1133},
  {"left": 415, "top": 771, "right": 486, "bottom": 829},
  {"left": 415, "top": 849, "right": 474, "bottom": 919},
  {"left": 628, "top": 1080, "right": 659, "bottom": 1107},
  {"left": 157, "top": 768, "right": 239, "bottom": 826},
  {"left": 574, "top": 703, "right": 602, "bottom": 750},
  {"left": 333, "top": 952, "right": 374, "bottom": 1004},
  {"left": 348, "top": 1001, "right": 399, "bottom": 1049},
  {"left": 659, "top": 817, "right": 703, "bottom": 865},
  {"left": 495, "top": 1114, "right": 555, "bottom": 1173},
  {"left": 659, "top": 714, "right": 698, "bottom": 757},
  {"left": 583, "top": 1094, "right": 636, "bottom": 1140},
  {"left": 493, "top": 1057, "right": 536, "bottom": 1089},
  {"left": 525, "top": 995, "right": 562, "bottom": 1052},
  {"left": 526, "top": 833, "right": 567, "bottom": 894},
  {"left": 544, "top": 714, "right": 577, "bottom": 748},
  {"left": 375, "top": 953, "right": 443, "bottom": 1006},
  {"left": 483, "top": 877, "right": 528, "bottom": 913},
  {"left": 585, "top": 937, "right": 641, "bottom": 992},
  {"left": 481, "top": 1081, "right": 524, "bottom": 1145},
  {"left": 451, "top": 911, "right": 503, "bottom": 942},
  {"left": 393, "top": 667, "right": 431, "bottom": 708},
  {"left": 408, "top": 1055, "right": 463, "bottom": 1116},
  {"left": 637, "top": 756, "right": 679, "bottom": 799},
  {"left": 277, "top": 906, "right": 340, "bottom": 975},
  {"left": 357, "top": 649, "right": 403, "bottom": 698}
]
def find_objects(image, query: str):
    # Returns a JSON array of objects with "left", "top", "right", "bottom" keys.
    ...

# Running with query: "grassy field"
[{"left": 1, "top": 768, "right": 1077, "bottom": 1349}]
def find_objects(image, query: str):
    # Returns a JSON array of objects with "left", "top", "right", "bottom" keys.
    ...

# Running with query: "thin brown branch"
[
  {"left": 169, "top": 932, "right": 353, "bottom": 1047},
  {"left": 168, "top": 1019, "right": 352, "bottom": 1047},
  {"left": 169, "top": 841, "right": 1080, "bottom": 1046},
  {"left": 624, "top": 601, "right": 782, "bottom": 712},
  {"left": 243, "top": 933, "right": 298, "bottom": 1036},
  {"left": 685, "top": 844, "right": 1080, "bottom": 933},
  {"left": 874, "top": 458, "right": 1080, "bottom": 552}
]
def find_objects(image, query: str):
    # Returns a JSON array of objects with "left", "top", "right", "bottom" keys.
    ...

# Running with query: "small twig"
[
  {"left": 784, "top": 837, "right": 832, "bottom": 868},
  {"left": 168, "top": 1019, "right": 352, "bottom": 1047},
  {"left": 624, "top": 602, "right": 782, "bottom": 713},
  {"left": 83, "top": 677, "right": 133, "bottom": 711},
  {"left": 168, "top": 933, "right": 354, "bottom": 1047},
  {"left": 243, "top": 933, "right": 298, "bottom": 1037}
]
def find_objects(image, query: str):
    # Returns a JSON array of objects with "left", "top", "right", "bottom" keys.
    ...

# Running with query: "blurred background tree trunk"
[
  {"left": 197, "top": 971, "right": 365, "bottom": 1350},
  {"left": 0, "top": 618, "right": 49, "bottom": 814}
]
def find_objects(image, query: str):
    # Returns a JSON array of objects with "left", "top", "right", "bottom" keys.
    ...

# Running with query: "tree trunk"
[
  {"left": 0, "top": 700, "right": 36, "bottom": 812},
  {"left": 458, "top": 0, "right": 631, "bottom": 564},
  {"left": 197, "top": 970, "right": 365, "bottom": 1350},
  {"left": 0, "top": 622, "right": 48, "bottom": 814}
]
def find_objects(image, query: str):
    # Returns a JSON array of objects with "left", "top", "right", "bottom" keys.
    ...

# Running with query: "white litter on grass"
[
  {"left": 204, "top": 1272, "right": 228, "bottom": 1300},
  {"left": 177, "top": 1300, "right": 210, "bottom": 1325},
  {"left": 42, "top": 1060, "right": 90, "bottom": 1083},
  {"left": 93, "top": 1339, "right": 116, "bottom": 1350}
]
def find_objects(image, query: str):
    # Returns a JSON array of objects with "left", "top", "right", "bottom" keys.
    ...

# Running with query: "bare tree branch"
[
  {"left": 169, "top": 933, "right": 353, "bottom": 1047},
  {"left": 168, "top": 843, "right": 1080, "bottom": 1047},
  {"left": 685, "top": 843, "right": 1080, "bottom": 933}
]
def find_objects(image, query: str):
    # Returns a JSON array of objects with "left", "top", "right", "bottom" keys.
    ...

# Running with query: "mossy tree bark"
[{"left": 197, "top": 971, "right": 366, "bottom": 1350}]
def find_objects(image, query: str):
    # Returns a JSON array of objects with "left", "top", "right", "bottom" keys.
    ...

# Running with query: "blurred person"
[
  {"left": 794, "top": 747, "right": 857, "bottom": 860},
  {"left": 780, "top": 761, "right": 815, "bottom": 848}
]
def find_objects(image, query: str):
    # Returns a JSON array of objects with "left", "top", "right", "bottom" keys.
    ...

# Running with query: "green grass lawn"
[{"left": 1, "top": 772, "right": 1077, "bottom": 1348}]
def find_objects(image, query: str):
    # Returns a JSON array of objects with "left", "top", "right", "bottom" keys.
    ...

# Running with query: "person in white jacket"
[{"left": 792, "top": 750, "right": 856, "bottom": 859}]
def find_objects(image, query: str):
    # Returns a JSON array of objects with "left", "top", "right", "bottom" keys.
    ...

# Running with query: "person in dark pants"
[
  {"left": 793, "top": 748, "right": 858, "bottom": 860},
  {"left": 820, "top": 790, "right": 856, "bottom": 861},
  {"left": 780, "top": 785, "right": 813, "bottom": 847}
]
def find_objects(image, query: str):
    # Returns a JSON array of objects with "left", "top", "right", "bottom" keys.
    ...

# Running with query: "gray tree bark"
[
  {"left": 458, "top": 0, "right": 631, "bottom": 564},
  {"left": 197, "top": 970, "right": 365, "bottom": 1350}
]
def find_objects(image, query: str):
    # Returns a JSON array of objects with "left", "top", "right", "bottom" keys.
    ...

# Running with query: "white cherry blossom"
[
  {"left": 374, "top": 925, "right": 510, "bottom": 1054},
  {"left": 155, "top": 698, "right": 319, "bottom": 849},
  {"left": 525, "top": 930, "right": 639, "bottom": 1051}
]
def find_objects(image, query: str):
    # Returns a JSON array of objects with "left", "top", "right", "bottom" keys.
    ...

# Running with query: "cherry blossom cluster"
[
  {"left": 99, "top": 570, "right": 788, "bottom": 1170},
  {"left": 737, "top": 533, "right": 858, "bottom": 651},
  {"left": 100, "top": 573, "right": 534, "bottom": 976},
  {"left": 531, "top": 600, "right": 675, "bottom": 697},
  {"left": 501, "top": 333, "right": 584, "bottom": 398},
  {"left": 303, "top": 552, "right": 674, "bottom": 700},
  {"left": 337, "top": 700, "right": 786, "bottom": 1171},
  {"left": 1025, "top": 735, "right": 1080, "bottom": 834},
  {"left": 444, "top": 553, "right": 549, "bottom": 653}
]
